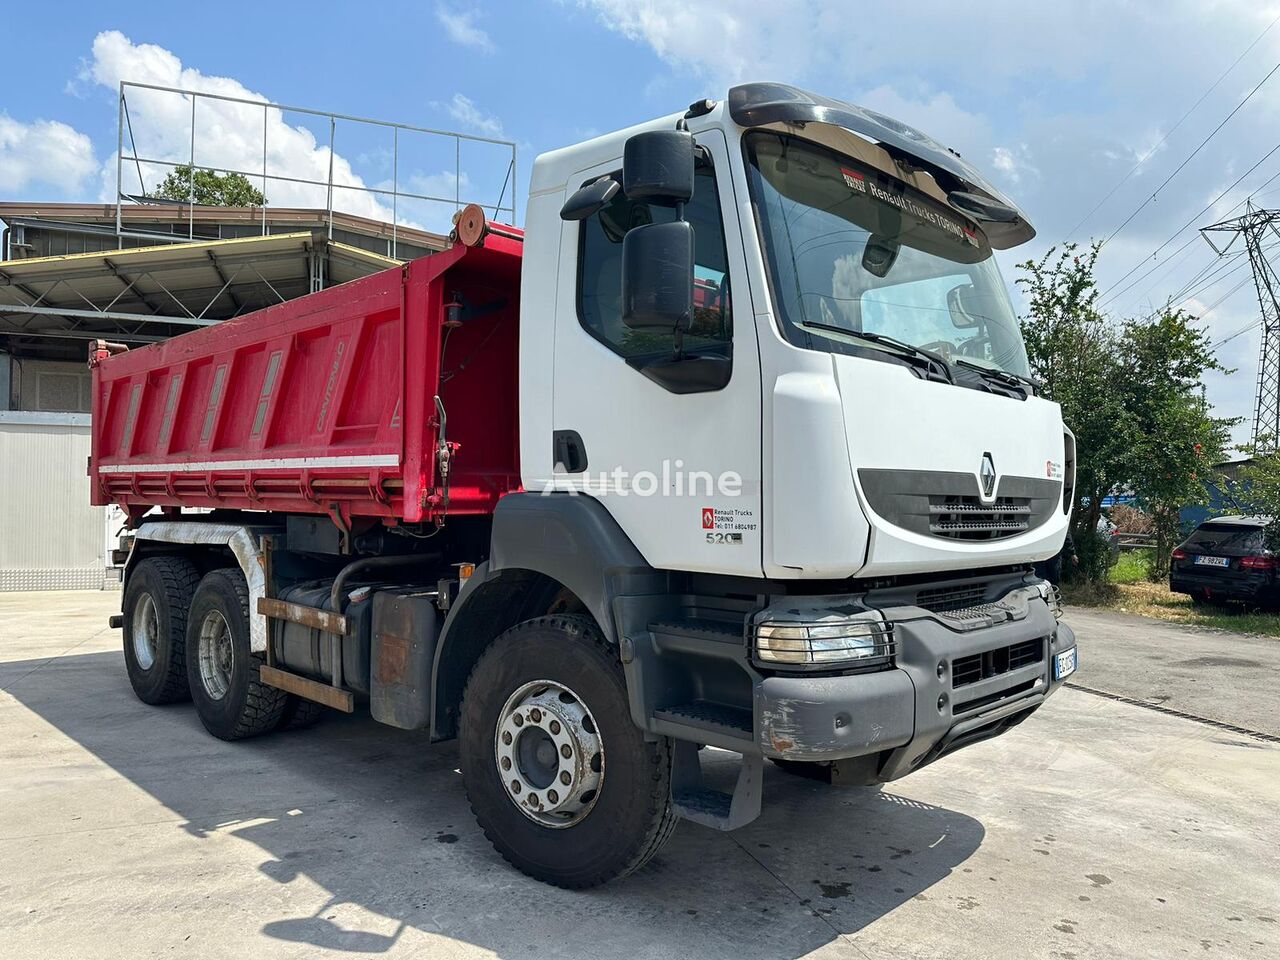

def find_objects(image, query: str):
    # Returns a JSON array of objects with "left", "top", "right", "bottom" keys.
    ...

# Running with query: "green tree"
[
  {"left": 1017, "top": 244, "right": 1237, "bottom": 583},
  {"left": 149, "top": 164, "right": 265, "bottom": 206},
  {"left": 1017, "top": 243, "right": 1130, "bottom": 580},
  {"left": 1118, "top": 307, "right": 1235, "bottom": 576},
  {"left": 1236, "top": 443, "right": 1280, "bottom": 550}
]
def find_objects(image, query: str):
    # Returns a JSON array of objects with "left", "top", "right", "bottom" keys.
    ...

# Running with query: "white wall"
[{"left": 0, "top": 412, "right": 116, "bottom": 591}]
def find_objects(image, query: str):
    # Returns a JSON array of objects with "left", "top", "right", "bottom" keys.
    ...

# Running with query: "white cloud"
[
  {"left": 0, "top": 114, "right": 96, "bottom": 195},
  {"left": 444, "top": 93, "right": 505, "bottom": 138},
  {"left": 83, "top": 30, "right": 398, "bottom": 221},
  {"left": 435, "top": 5, "right": 495, "bottom": 54}
]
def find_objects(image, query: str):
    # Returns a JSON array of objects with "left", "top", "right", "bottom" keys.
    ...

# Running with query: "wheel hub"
[
  {"left": 495, "top": 680, "right": 603, "bottom": 828},
  {"left": 131, "top": 593, "right": 159, "bottom": 670},
  {"left": 197, "top": 610, "right": 234, "bottom": 701}
]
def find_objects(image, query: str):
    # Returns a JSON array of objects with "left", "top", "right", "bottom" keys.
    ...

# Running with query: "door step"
[{"left": 670, "top": 740, "right": 763, "bottom": 831}]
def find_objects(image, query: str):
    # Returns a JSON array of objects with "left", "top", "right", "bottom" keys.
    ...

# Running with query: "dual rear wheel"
[{"left": 122, "top": 558, "right": 323, "bottom": 739}]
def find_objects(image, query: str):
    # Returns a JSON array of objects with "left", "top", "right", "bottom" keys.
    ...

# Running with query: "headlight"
[{"left": 751, "top": 611, "right": 895, "bottom": 669}]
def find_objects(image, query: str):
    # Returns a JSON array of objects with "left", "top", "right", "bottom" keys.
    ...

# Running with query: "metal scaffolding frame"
[{"left": 115, "top": 81, "right": 518, "bottom": 256}]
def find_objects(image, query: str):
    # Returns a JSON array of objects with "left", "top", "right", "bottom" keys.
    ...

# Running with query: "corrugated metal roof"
[{"left": 0, "top": 231, "right": 420, "bottom": 348}]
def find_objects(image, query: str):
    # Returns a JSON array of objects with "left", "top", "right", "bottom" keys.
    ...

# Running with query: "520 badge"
[{"left": 706, "top": 532, "right": 743, "bottom": 545}]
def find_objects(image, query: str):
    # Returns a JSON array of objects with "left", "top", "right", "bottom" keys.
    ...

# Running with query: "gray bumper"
[{"left": 755, "top": 590, "right": 1075, "bottom": 781}]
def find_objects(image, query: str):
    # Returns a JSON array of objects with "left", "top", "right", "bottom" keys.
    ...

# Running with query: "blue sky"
[{"left": 4, "top": 1, "right": 1280, "bottom": 440}]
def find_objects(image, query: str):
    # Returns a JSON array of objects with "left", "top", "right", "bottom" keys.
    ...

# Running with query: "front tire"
[
  {"left": 459, "top": 615, "right": 676, "bottom": 888},
  {"left": 185, "top": 568, "right": 288, "bottom": 741},
  {"left": 122, "top": 556, "right": 200, "bottom": 705}
]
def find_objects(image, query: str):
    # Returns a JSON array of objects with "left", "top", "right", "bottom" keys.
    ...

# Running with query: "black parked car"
[{"left": 1170, "top": 516, "right": 1278, "bottom": 608}]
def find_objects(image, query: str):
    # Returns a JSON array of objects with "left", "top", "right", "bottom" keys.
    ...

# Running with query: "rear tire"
[
  {"left": 277, "top": 696, "right": 327, "bottom": 731},
  {"left": 459, "top": 615, "right": 676, "bottom": 888},
  {"left": 122, "top": 556, "right": 199, "bottom": 705},
  {"left": 186, "top": 568, "right": 288, "bottom": 741}
]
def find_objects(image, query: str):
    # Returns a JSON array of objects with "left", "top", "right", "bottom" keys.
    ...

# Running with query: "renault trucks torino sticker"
[{"left": 701, "top": 506, "right": 757, "bottom": 544}]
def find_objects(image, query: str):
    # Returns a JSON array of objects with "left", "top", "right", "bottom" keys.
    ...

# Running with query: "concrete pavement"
[{"left": 1, "top": 591, "right": 1277, "bottom": 959}]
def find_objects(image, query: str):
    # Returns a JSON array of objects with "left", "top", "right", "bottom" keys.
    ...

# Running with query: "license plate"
[
  {"left": 1194, "top": 555, "right": 1230, "bottom": 568},
  {"left": 1053, "top": 647, "right": 1077, "bottom": 681}
]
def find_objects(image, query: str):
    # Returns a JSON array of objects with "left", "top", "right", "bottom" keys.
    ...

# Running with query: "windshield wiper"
[
  {"left": 953, "top": 357, "right": 1041, "bottom": 393},
  {"left": 799, "top": 322, "right": 954, "bottom": 383}
]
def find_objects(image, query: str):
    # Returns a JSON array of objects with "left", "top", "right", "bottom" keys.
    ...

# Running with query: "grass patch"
[
  {"left": 1063, "top": 579, "right": 1280, "bottom": 638},
  {"left": 1108, "top": 549, "right": 1152, "bottom": 585}
]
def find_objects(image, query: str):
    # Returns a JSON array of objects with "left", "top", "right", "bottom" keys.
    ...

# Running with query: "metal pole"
[
  {"left": 116, "top": 84, "right": 125, "bottom": 249},
  {"left": 326, "top": 117, "right": 336, "bottom": 240},
  {"left": 455, "top": 135, "right": 461, "bottom": 215},
  {"left": 262, "top": 104, "right": 269, "bottom": 236},
  {"left": 188, "top": 95, "right": 196, "bottom": 240},
  {"left": 392, "top": 126, "right": 398, "bottom": 259},
  {"left": 511, "top": 145, "right": 517, "bottom": 225}
]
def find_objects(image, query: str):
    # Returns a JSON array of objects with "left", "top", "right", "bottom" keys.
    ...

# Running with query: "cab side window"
[{"left": 577, "top": 166, "right": 732, "bottom": 360}]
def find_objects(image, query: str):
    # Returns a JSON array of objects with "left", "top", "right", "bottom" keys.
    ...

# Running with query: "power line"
[
  {"left": 1100, "top": 59, "right": 1280, "bottom": 249},
  {"left": 1098, "top": 143, "right": 1280, "bottom": 305},
  {"left": 1065, "top": 11, "right": 1280, "bottom": 242}
]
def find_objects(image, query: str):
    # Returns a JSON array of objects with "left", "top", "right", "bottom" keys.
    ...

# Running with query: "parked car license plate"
[
  {"left": 1193, "top": 555, "right": 1230, "bottom": 568},
  {"left": 1053, "top": 647, "right": 1077, "bottom": 681}
]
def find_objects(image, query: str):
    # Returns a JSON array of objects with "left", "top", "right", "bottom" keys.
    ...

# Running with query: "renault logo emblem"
[{"left": 980, "top": 453, "right": 997, "bottom": 499}]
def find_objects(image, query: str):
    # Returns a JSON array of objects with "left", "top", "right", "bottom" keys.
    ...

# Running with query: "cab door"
[{"left": 548, "top": 129, "right": 762, "bottom": 576}]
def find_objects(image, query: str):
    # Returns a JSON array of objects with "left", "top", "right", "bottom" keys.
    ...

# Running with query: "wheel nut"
[
  {"left": 511, "top": 780, "right": 521, "bottom": 793},
  {"left": 530, "top": 708, "right": 542, "bottom": 723},
  {"left": 549, "top": 719, "right": 561, "bottom": 735},
  {"left": 547, "top": 789, "right": 559, "bottom": 804},
  {"left": 560, "top": 744, "right": 572, "bottom": 759},
  {"left": 501, "top": 756, "right": 511, "bottom": 771},
  {"left": 513, "top": 714, "right": 523, "bottom": 727},
  {"left": 559, "top": 771, "right": 571, "bottom": 785},
  {"left": 502, "top": 731, "right": 512, "bottom": 745},
  {"left": 937, "top": 661, "right": 946, "bottom": 679}
]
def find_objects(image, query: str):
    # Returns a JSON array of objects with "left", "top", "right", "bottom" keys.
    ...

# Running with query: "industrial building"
[{"left": 0, "top": 82, "right": 516, "bottom": 590}]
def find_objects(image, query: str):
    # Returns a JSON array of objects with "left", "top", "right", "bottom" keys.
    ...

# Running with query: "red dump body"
[{"left": 89, "top": 230, "right": 523, "bottom": 525}]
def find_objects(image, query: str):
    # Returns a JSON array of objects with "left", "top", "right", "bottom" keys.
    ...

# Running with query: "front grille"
[
  {"left": 952, "top": 637, "right": 1045, "bottom": 688},
  {"left": 917, "top": 582, "right": 988, "bottom": 612},
  {"left": 929, "top": 496, "right": 1033, "bottom": 540},
  {"left": 955, "top": 678, "right": 1038, "bottom": 714}
]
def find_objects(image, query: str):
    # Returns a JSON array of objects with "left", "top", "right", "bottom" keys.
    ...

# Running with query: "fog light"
[{"left": 752, "top": 612, "right": 894, "bottom": 669}]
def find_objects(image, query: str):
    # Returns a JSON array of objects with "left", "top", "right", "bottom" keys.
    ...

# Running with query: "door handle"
[{"left": 552, "top": 430, "right": 588, "bottom": 473}]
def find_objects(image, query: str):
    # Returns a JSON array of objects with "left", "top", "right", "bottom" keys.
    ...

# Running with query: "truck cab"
[{"left": 97, "top": 82, "right": 1077, "bottom": 889}]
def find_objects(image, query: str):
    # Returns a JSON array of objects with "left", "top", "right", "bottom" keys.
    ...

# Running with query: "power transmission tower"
[{"left": 1202, "top": 202, "right": 1280, "bottom": 450}]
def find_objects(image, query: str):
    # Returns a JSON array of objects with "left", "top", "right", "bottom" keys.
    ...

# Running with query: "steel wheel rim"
[
  {"left": 197, "top": 610, "right": 234, "bottom": 701},
  {"left": 132, "top": 593, "right": 159, "bottom": 671},
  {"left": 494, "top": 679, "right": 604, "bottom": 829}
]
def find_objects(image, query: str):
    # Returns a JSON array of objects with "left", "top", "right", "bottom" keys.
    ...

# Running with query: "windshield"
[{"left": 744, "top": 131, "right": 1032, "bottom": 378}]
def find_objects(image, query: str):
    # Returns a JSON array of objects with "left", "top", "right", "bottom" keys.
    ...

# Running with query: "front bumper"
[{"left": 754, "top": 587, "right": 1074, "bottom": 781}]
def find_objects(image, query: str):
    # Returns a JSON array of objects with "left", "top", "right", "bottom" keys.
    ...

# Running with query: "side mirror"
[
  {"left": 623, "top": 130, "right": 695, "bottom": 203},
  {"left": 560, "top": 177, "right": 620, "bottom": 221},
  {"left": 947, "top": 191, "right": 1018, "bottom": 224},
  {"left": 622, "top": 221, "right": 693, "bottom": 331}
]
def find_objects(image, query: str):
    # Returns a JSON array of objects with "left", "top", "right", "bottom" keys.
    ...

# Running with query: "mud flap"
[{"left": 370, "top": 591, "right": 440, "bottom": 730}]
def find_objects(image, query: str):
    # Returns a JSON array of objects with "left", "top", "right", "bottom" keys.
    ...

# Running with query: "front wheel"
[{"left": 459, "top": 616, "right": 676, "bottom": 888}]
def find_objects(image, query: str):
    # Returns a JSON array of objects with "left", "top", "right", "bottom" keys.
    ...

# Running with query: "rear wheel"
[
  {"left": 122, "top": 556, "right": 199, "bottom": 705},
  {"left": 459, "top": 615, "right": 676, "bottom": 888},
  {"left": 277, "top": 696, "right": 327, "bottom": 731},
  {"left": 185, "top": 568, "right": 287, "bottom": 741}
]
